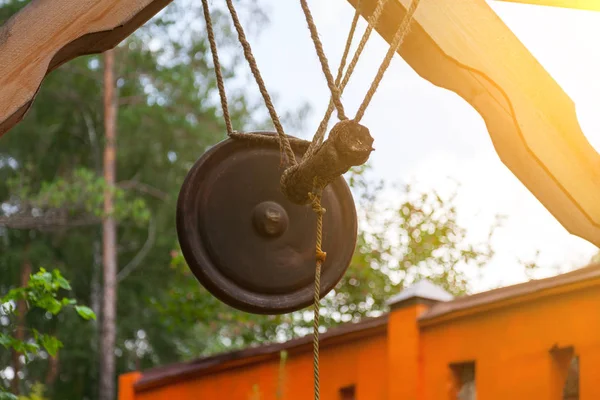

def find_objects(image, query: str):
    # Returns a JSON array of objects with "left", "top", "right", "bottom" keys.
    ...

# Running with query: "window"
[
  {"left": 339, "top": 385, "right": 356, "bottom": 400},
  {"left": 562, "top": 356, "right": 579, "bottom": 400},
  {"left": 450, "top": 361, "right": 476, "bottom": 400},
  {"left": 550, "top": 345, "right": 579, "bottom": 400}
]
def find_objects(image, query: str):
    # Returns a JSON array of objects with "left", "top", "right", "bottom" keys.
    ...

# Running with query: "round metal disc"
[{"left": 176, "top": 132, "right": 357, "bottom": 315}]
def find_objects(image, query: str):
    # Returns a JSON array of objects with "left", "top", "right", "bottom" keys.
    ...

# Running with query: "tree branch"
[
  {"left": 117, "top": 217, "right": 157, "bottom": 282},
  {"left": 117, "top": 180, "right": 169, "bottom": 201},
  {"left": 0, "top": 214, "right": 101, "bottom": 230},
  {"left": 118, "top": 95, "right": 147, "bottom": 107}
]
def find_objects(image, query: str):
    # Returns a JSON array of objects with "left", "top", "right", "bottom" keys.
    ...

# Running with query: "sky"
[{"left": 243, "top": 0, "right": 600, "bottom": 292}]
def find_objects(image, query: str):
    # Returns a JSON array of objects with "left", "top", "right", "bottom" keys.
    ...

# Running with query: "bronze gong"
[{"left": 176, "top": 132, "right": 358, "bottom": 315}]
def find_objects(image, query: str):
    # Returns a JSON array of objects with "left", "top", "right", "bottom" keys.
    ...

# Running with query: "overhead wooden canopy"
[
  {"left": 0, "top": 0, "right": 172, "bottom": 137},
  {"left": 0, "top": 0, "right": 598, "bottom": 247},
  {"left": 346, "top": 0, "right": 600, "bottom": 247}
]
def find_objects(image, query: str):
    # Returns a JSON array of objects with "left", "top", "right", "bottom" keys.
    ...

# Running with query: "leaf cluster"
[{"left": 1, "top": 269, "right": 95, "bottom": 395}]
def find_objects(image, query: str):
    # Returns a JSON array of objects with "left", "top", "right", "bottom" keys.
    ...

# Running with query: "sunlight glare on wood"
[{"left": 494, "top": 0, "right": 600, "bottom": 11}]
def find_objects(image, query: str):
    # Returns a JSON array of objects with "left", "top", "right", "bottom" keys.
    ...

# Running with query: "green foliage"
[
  {"left": 2, "top": 268, "right": 80, "bottom": 319},
  {"left": 6, "top": 167, "right": 150, "bottom": 224},
  {"left": 248, "top": 350, "right": 288, "bottom": 400},
  {"left": 74, "top": 306, "right": 96, "bottom": 321},
  {"left": 275, "top": 350, "right": 287, "bottom": 400},
  {"left": 519, "top": 250, "right": 542, "bottom": 281},
  {"left": 0, "top": 269, "right": 96, "bottom": 394},
  {"left": 0, "top": 392, "right": 18, "bottom": 400},
  {"left": 159, "top": 165, "right": 501, "bottom": 355},
  {"left": 332, "top": 167, "right": 500, "bottom": 317},
  {"left": 249, "top": 384, "right": 262, "bottom": 400},
  {"left": 17, "top": 383, "right": 48, "bottom": 400},
  {"left": 0, "top": 1, "right": 291, "bottom": 398},
  {"left": 0, "top": 1, "right": 513, "bottom": 399}
]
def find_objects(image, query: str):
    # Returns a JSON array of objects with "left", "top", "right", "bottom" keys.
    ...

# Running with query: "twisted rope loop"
[
  {"left": 303, "top": 0, "right": 363, "bottom": 161},
  {"left": 199, "top": 1, "right": 421, "bottom": 400},
  {"left": 305, "top": 0, "right": 390, "bottom": 161}
]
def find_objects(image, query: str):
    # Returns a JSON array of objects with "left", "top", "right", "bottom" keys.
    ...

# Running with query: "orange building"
[{"left": 119, "top": 263, "right": 600, "bottom": 400}]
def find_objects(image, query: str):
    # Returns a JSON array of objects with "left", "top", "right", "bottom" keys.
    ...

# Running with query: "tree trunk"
[
  {"left": 92, "top": 239, "right": 102, "bottom": 327},
  {"left": 91, "top": 238, "right": 102, "bottom": 398},
  {"left": 11, "top": 243, "right": 31, "bottom": 395},
  {"left": 100, "top": 48, "right": 117, "bottom": 400},
  {"left": 45, "top": 349, "right": 60, "bottom": 386}
]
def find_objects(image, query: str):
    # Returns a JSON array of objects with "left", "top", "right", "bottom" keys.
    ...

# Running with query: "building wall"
[
  {"left": 125, "top": 333, "right": 388, "bottom": 400},
  {"left": 120, "top": 271, "right": 600, "bottom": 400},
  {"left": 419, "top": 285, "right": 600, "bottom": 400}
]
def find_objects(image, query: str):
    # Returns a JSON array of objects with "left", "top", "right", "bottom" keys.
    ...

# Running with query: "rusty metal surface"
[{"left": 176, "top": 132, "right": 358, "bottom": 315}]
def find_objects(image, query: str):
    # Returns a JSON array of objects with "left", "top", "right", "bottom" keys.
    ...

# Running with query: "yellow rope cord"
[{"left": 308, "top": 188, "right": 326, "bottom": 400}]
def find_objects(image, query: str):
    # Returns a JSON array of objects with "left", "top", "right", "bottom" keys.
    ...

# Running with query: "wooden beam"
[
  {"left": 348, "top": 0, "right": 600, "bottom": 247},
  {"left": 493, "top": 0, "right": 600, "bottom": 12},
  {"left": 0, "top": 0, "right": 173, "bottom": 137}
]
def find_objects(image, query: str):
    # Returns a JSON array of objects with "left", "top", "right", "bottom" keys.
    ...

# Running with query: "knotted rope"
[
  {"left": 199, "top": 1, "right": 421, "bottom": 399},
  {"left": 303, "top": 0, "right": 364, "bottom": 161},
  {"left": 304, "top": 0, "right": 390, "bottom": 161}
]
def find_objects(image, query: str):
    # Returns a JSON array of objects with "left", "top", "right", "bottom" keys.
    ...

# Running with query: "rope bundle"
[{"left": 199, "top": 0, "right": 421, "bottom": 398}]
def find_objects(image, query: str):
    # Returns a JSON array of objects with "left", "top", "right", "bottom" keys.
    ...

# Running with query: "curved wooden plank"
[
  {"left": 0, "top": 0, "right": 173, "bottom": 137},
  {"left": 348, "top": 0, "right": 600, "bottom": 247}
]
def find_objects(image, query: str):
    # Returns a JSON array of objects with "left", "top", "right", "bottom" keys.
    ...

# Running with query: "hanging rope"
[
  {"left": 200, "top": 0, "right": 233, "bottom": 137},
  {"left": 308, "top": 185, "right": 326, "bottom": 400},
  {"left": 336, "top": 1, "right": 362, "bottom": 92},
  {"left": 340, "top": 0, "right": 391, "bottom": 95},
  {"left": 303, "top": 0, "right": 363, "bottom": 161},
  {"left": 304, "top": 0, "right": 390, "bottom": 162},
  {"left": 309, "top": 0, "right": 417, "bottom": 153},
  {"left": 299, "top": 0, "right": 347, "bottom": 122},
  {"left": 199, "top": 2, "right": 421, "bottom": 400},
  {"left": 355, "top": 0, "right": 421, "bottom": 122},
  {"left": 223, "top": 0, "right": 297, "bottom": 166}
]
